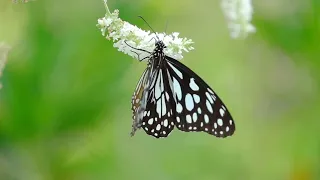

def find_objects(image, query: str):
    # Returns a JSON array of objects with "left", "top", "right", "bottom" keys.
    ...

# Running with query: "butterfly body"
[{"left": 131, "top": 40, "right": 235, "bottom": 138}]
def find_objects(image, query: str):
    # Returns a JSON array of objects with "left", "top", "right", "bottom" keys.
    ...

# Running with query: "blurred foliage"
[{"left": 0, "top": 0, "right": 319, "bottom": 180}]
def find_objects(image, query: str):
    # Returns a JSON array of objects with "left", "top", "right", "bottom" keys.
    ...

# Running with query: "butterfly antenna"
[{"left": 138, "top": 16, "right": 159, "bottom": 41}]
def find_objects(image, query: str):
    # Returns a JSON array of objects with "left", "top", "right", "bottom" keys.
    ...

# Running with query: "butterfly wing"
[
  {"left": 165, "top": 56, "right": 235, "bottom": 138},
  {"left": 140, "top": 65, "right": 177, "bottom": 138},
  {"left": 131, "top": 67, "right": 151, "bottom": 136},
  {"left": 131, "top": 68, "right": 148, "bottom": 116}
]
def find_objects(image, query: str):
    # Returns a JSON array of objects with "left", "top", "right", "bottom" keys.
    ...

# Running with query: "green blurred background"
[{"left": 0, "top": 0, "right": 319, "bottom": 179}]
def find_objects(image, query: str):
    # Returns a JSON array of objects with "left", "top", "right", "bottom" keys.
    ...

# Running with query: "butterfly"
[{"left": 129, "top": 35, "right": 235, "bottom": 139}]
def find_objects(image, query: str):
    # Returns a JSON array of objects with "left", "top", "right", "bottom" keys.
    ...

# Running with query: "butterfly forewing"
[
  {"left": 140, "top": 66, "right": 176, "bottom": 138},
  {"left": 165, "top": 56, "right": 235, "bottom": 138}
]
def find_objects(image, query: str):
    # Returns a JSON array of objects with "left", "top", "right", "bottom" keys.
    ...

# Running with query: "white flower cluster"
[
  {"left": 221, "top": 0, "right": 256, "bottom": 38},
  {"left": 0, "top": 43, "right": 10, "bottom": 90},
  {"left": 97, "top": 9, "right": 194, "bottom": 60}
]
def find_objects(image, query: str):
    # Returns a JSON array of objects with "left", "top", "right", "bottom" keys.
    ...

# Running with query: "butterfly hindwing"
[
  {"left": 165, "top": 56, "right": 235, "bottom": 138},
  {"left": 131, "top": 68, "right": 148, "bottom": 118},
  {"left": 131, "top": 67, "right": 152, "bottom": 136}
]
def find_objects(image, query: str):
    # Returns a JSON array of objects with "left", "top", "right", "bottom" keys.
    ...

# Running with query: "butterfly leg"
[
  {"left": 130, "top": 50, "right": 151, "bottom": 62},
  {"left": 130, "top": 50, "right": 141, "bottom": 60},
  {"left": 147, "top": 37, "right": 157, "bottom": 44},
  {"left": 124, "top": 40, "right": 152, "bottom": 54}
]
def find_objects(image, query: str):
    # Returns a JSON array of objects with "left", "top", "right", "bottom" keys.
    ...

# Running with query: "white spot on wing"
[
  {"left": 193, "top": 94, "right": 200, "bottom": 104},
  {"left": 206, "top": 92, "right": 214, "bottom": 104},
  {"left": 165, "top": 92, "right": 170, "bottom": 100},
  {"left": 204, "top": 114, "right": 209, "bottom": 123},
  {"left": 186, "top": 115, "right": 192, "bottom": 123},
  {"left": 164, "top": 119, "right": 168, "bottom": 127},
  {"left": 197, "top": 107, "right": 202, "bottom": 114},
  {"left": 211, "top": 94, "right": 217, "bottom": 101},
  {"left": 161, "top": 95, "right": 166, "bottom": 116},
  {"left": 217, "top": 118, "right": 223, "bottom": 126},
  {"left": 156, "top": 99, "right": 161, "bottom": 116},
  {"left": 192, "top": 112, "right": 198, "bottom": 122},
  {"left": 206, "top": 100, "right": 213, "bottom": 113},
  {"left": 176, "top": 116, "right": 180, "bottom": 123},
  {"left": 176, "top": 103, "right": 183, "bottom": 113},
  {"left": 185, "top": 93, "right": 194, "bottom": 111},
  {"left": 156, "top": 124, "right": 161, "bottom": 131},
  {"left": 168, "top": 62, "right": 183, "bottom": 79},
  {"left": 148, "top": 118, "right": 154, "bottom": 125},
  {"left": 189, "top": 78, "right": 199, "bottom": 91},
  {"left": 219, "top": 108, "right": 225, "bottom": 117},
  {"left": 173, "top": 77, "right": 182, "bottom": 100},
  {"left": 154, "top": 70, "right": 163, "bottom": 99},
  {"left": 207, "top": 88, "right": 214, "bottom": 95}
]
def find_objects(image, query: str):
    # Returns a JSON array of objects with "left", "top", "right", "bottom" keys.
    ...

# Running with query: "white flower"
[
  {"left": 97, "top": 7, "right": 194, "bottom": 61},
  {"left": 221, "top": 0, "right": 256, "bottom": 38},
  {"left": 0, "top": 43, "right": 10, "bottom": 90}
]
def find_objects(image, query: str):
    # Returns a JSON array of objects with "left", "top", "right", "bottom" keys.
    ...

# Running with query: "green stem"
[{"left": 103, "top": 0, "right": 111, "bottom": 16}]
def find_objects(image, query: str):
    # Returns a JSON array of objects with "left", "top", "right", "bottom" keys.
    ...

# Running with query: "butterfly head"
[
  {"left": 155, "top": 40, "right": 166, "bottom": 50},
  {"left": 152, "top": 41, "right": 166, "bottom": 60}
]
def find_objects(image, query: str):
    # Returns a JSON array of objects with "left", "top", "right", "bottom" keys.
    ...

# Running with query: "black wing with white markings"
[
  {"left": 139, "top": 64, "right": 177, "bottom": 138},
  {"left": 165, "top": 56, "right": 235, "bottom": 138},
  {"left": 129, "top": 38, "right": 235, "bottom": 138}
]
